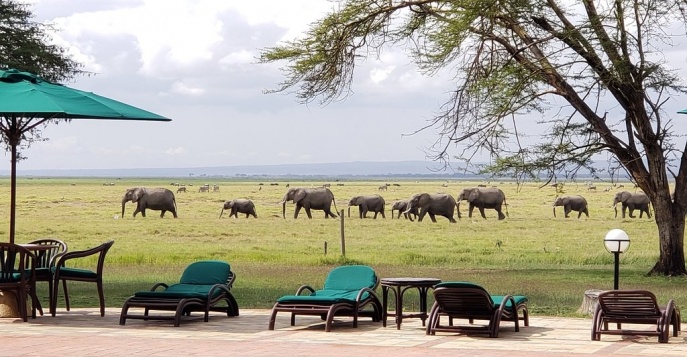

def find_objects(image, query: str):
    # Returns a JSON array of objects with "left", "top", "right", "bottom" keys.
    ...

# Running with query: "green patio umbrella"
[{"left": 0, "top": 68, "right": 171, "bottom": 243}]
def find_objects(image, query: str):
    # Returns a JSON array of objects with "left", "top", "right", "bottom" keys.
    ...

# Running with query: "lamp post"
[{"left": 604, "top": 229, "right": 631, "bottom": 290}]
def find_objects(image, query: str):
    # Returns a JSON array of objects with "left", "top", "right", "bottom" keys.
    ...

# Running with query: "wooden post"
[{"left": 340, "top": 209, "right": 345, "bottom": 256}]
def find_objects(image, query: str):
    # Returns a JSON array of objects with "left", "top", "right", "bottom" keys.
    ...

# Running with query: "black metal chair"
[
  {"left": 0, "top": 243, "right": 38, "bottom": 321},
  {"left": 50, "top": 240, "right": 114, "bottom": 317},
  {"left": 26, "top": 238, "right": 67, "bottom": 315}
]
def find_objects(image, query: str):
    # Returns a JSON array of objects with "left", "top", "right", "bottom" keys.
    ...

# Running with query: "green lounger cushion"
[
  {"left": 133, "top": 260, "right": 232, "bottom": 299},
  {"left": 435, "top": 281, "right": 527, "bottom": 310},
  {"left": 277, "top": 289, "right": 370, "bottom": 304},
  {"left": 323, "top": 265, "right": 376, "bottom": 291},
  {"left": 134, "top": 283, "right": 224, "bottom": 299},
  {"left": 180, "top": 260, "right": 231, "bottom": 285},
  {"left": 277, "top": 265, "right": 377, "bottom": 304}
]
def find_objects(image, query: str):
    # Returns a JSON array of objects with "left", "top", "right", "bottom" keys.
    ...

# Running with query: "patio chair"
[
  {"left": 0, "top": 243, "right": 39, "bottom": 321},
  {"left": 268, "top": 265, "right": 382, "bottom": 332},
  {"left": 50, "top": 240, "right": 114, "bottom": 317},
  {"left": 26, "top": 238, "right": 67, "bottom": 315},
  {"left": 119, "top": 260, "right": 239, "bottom": 327},
  {"left": 591, "top": 290, "right": 681, "bottom": 343},
  {"left": 426, "top": 282, "right": 529, "bottom": 338}
]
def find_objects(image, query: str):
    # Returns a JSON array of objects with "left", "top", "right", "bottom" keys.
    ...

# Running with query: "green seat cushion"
[
  {"left": 6, "top": 272, "right": 29, "bottom": 281},
  {"left": 180, "top": 260, "right": 230, "bottom": 285},
  {"left": 134, "top": 283, "right": 223, "bottom": 300},
  {"left": 52, "top": 267, "right": 97, "bottom": 279},
  {"left": 277, "top": 289, "right": 369, "bottom": 304}
]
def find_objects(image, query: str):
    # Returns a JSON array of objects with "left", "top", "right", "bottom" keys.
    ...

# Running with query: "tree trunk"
[{"left": 649, "top": 200, "right": 687, "bottom": 276}]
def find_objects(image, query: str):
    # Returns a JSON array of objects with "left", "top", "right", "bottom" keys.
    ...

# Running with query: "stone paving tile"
[{"left": 1, "top": 308, "right": 685, "bottom": 356}]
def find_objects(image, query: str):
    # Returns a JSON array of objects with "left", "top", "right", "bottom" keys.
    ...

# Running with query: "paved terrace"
[{"left": 2, "top": 308, "right": 686, "bottom": 356}]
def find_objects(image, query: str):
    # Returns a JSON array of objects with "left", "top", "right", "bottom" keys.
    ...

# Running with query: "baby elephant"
[
  {"left": 219, "top": 199, "right": 257, "bottom": 218},
  {"left": 553, "top": 195, "right": 589, "bottom": 218}
]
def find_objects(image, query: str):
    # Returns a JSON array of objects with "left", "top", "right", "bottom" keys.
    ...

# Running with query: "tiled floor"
[{"left": 2, "top": 308, "right": 685, "bottom": 356}]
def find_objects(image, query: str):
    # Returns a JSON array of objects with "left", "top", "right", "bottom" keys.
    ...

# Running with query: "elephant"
[
  {"left": 347, "top": 195, "right": 385, "bottom": 219},
  {"left": 404, "top": 193, "right": 457, "bottom": 223},
  {"left": 122, "top": 187, "right": 177, "bottom": 218},
  {"left": 219, "top": 199, "right": 257, "bottom": 218},
  {"left": 456, "top": 187, "right": 508, "bottom": 220},
  {"left": 553, "top": 195, "right": 589, "bottom": 218},
  {"left": 613, "top": 191, "right": 651, "bottom": 218},
  {"left": 282, "top": 187, "right": 339, "bottom": 219},
  {"left": 391, "top": 199, "right": 418, "bottom": 221}
]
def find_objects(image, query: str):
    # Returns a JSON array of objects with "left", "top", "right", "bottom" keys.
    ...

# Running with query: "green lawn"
[{"left": 3, "top": 177, "right": 684, "bottom": 317}]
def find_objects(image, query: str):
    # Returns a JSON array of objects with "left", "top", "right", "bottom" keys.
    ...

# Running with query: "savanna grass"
[{"left": 2, "top": 177, "right": 685, "bottom": 318}]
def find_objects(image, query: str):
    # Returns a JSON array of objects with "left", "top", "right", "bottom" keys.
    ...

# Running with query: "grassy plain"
[{"left": 1, "top": 177, "right": 685, "bottom": 317}]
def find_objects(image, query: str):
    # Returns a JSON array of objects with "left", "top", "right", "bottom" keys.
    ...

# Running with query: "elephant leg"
[
  {"left": 160, "top": 210, "right": 166, "bottom": 218},
  {"left": 468, "top": 205, "right": 475, "bottom": 218},
  {"left": 380, "top": 211, "right": 385, "bottom": 219},
  {"left": 294, "top": 205, "right": 303, "bottom": 219},
  {"left": 304, "top": 207, "right": 313, "bottom": 219},
  {"left": 478, "top": 207, "right": 487, "bottom": 219},
  {"left": 628, "top": 207, "right": 636, "bottom": 218},
  {"left": 140, "top": 209, "right": 146, "bottom": 217},
  {"left": 372, "top": 211, "right": 378, "bottom": 219},
  {"left": 564, "top": 207, "right": 571, "bottom": 218},
  {"left": 418, "top": 210, "right": 426, "bottom": 222},
  {"left": 497, "top": 209, "right": 505, "bottom": 220},
  {"left": 171, "top": 209, "right": 178, "bottom": 218},
  {"left": 428, "top": 213, "right": 437, "bottom": 223}
]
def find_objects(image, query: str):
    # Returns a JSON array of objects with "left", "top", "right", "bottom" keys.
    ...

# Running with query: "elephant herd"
[
  {"left": 119, "top": 186, "right": 652, "bottom": 221},
  {"left": 552, "top": 191, "right": 651, "bottom": 219}
]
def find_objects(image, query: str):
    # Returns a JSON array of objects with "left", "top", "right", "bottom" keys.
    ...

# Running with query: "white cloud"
[
  {"left": 37, "top": 136, "right": 82, "bottom": 153},
  {"left": 164, "top": 147, "right": 187, "bottom": 155},
  {"left": 168, "top": 81, "right": 205, "bottom": 96},
  {"left": 369, "top": 66, "right": 396, "bottom": 84},
  {"left": 219, "top": 50, "right": 254, "bottom": 67}
]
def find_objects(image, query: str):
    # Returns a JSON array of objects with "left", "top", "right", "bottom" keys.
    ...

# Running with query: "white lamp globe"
[{"left": 604, "top": 229, "right": 630, "bottom": 253}]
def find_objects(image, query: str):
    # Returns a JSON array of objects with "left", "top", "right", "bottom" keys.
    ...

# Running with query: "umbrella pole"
[{"left": 9, "top": 140, "right": 17, "bottom": 244}]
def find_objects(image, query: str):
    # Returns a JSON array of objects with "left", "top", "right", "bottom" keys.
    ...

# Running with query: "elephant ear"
[
  {"left": 468, "top": 189, "right": 480, "bottom": 201},
  {"left": 621, "top": 191, "right": 631, "bottom": 201},
  {"left": 293, "top": 189, "right": 307, "bottom": 203},
  {"left": 130, "top": 188, "right": 143, "bottom": 202}
]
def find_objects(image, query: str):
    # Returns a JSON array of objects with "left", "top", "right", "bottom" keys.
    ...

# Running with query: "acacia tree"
[
  {"left": 1, "top": 0, "right": 83, "bottom": 151},
  {"left": 261, "top": 0, "right": 687, "bottom": 275}
]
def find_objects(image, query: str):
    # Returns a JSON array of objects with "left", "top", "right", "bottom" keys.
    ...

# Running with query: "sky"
[
  {"left": 12, "top": 0, "right": 453, "bottom": 171},
  {"left": 8, "top": 0, "right": 687, "bottom": 172}
]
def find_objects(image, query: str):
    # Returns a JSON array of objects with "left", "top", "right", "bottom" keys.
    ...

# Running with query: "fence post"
[{"left": 340, "top": 209, "right": 345, "bottom": 256}]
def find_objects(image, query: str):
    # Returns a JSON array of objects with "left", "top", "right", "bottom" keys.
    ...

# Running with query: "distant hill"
[{"left": 2, "top": 161, "right": 481, "bottom": 179}]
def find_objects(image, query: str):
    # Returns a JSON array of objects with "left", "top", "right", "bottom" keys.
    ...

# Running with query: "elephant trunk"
[
  {"left": 282, "top": 200, "right": 287, "bottom": 219},
  {"left": 456, "top": 200, "right": 462, "bottom": 219},
  {"left": 614, "top": 203, "right": 618, "bottom": 218},
  {"left": 121, "top": 198, "right": 128, "bottom": 218},
  {"left": 347, "top": 206, "right": 351, "bottom": 218},
  {"left": 219, "top": 208, "right": 224, "bottom": 219},
  {"left": 553, "top": 206, "right": 556, "bottom": 218}
]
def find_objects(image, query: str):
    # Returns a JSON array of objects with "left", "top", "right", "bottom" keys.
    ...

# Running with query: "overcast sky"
[{"left": 10, "top": 0, "right": 687, "bottom": 172}]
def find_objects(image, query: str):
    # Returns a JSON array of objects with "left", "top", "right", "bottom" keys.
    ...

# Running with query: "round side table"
[{"left": 381, "top": 277, "right": 441, "bottom": 329}]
